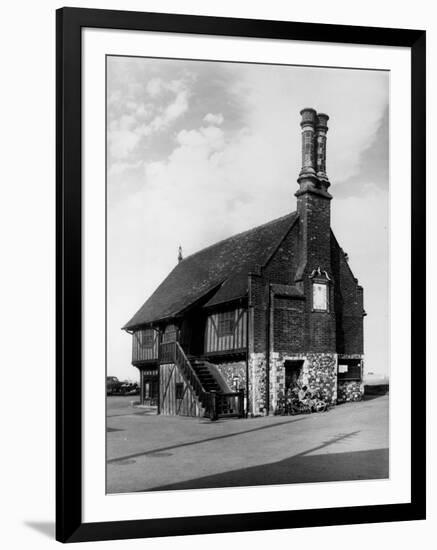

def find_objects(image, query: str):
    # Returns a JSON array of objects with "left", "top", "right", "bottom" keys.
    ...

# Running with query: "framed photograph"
[{"left": 56, "top": 7, "right": 426, "bottom": 543}]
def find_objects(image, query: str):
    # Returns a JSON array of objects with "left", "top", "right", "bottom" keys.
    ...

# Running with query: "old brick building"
[{"left": 123, "top": 108, "right": 365, "bottom": 417}]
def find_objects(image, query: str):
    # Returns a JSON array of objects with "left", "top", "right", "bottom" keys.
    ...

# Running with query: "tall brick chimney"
[
  {"left": 298, "top": 107, "right": 317, "bottom": 179},
  {"left": 295, "top": 108, "right": 332, "bottom": 281},
  {"left": 295, "top": 108, "right": 336, "bottom": 351}
]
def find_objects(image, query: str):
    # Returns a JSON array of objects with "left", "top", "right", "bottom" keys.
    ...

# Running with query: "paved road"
[{"left": 106, "top": 395, "right": 389, "bottom": 493}]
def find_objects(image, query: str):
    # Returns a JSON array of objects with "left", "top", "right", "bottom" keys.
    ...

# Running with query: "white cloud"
[
  {"left": 135, "top": 89, "right": 190, "bottom": 137},
  {"left": 108, "top": 129, "right": 141, "bottom": 161},
  {"left": 146, "top": 77, "right": 187, "bottom": 98},
  {"left": 167, "top": 79, "right": 188, "bottom": 94},
  {"left": 118, "top": 114, "right": 136, "bottom": 131},
  {"left": 162, "top": 89, "right": 189, "bottom": 123},
  {"left": 146, "top": 77, "right": 162, "bottom": 97},
  {"left": 109, "top": 160, "right": 143, "bottom": 177},
  {"left": 203, "top": 112, "right": 224, "bottom": 126},
  {"left": 108, "top": 90, "right": 122, "bottom": 105},
  {"left": 135, "top": 103, "right": 151, "bottom": 119},
  {"left": 144, "top": 161, "right": 165, "bottom": 180},
  {"left": 176, "top": 125, "right": 225, "bottom": 151},
  {"left": 108, "top": 87, "right": 190, "bottom": 163}
]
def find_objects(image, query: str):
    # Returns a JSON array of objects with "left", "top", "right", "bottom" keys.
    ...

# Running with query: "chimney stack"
[
  {"left": 297, "top": 108, "right": 331, "bottom": 197},
  {"left": 295, "top": 108, "right": 332, "bottom": 282},
  {"left": 299, "top": 107, "right": 317, "bottom": 179}
]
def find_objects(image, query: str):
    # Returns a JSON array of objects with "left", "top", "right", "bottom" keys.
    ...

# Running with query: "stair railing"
[
  {"left": 167, "top": 341, "right": 207, "bottom": 405},
  {"left": 159, "top": 341, "right": 245, "bottom": 419},
  {"left": 160, "top": 341, "right": 176, "bottom": 364}
]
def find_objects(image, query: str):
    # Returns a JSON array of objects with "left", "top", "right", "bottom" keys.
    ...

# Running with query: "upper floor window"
[
  {"left": 162, "top": 325, "right": 177, "bottom": 343},
  {"left": 140, "top": 330, "right": 155, "bottom": 348},
  {"left": 313, "top": 282, "right": 328, "bottom": 311},
  {"left": 217, "top": 311, "right": 235, "bottom": 337}
]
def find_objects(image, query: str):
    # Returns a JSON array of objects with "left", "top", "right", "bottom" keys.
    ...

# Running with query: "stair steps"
[{"left": 191, "top": 360, "right": 221, "bottom": 393}]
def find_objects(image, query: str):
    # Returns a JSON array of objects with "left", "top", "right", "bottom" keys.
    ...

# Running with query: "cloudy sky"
[{"left": 107, "top": 56, "right": 389, "bottom": 383}]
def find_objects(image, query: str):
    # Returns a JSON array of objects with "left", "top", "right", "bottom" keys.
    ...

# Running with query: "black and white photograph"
[
  {"left": 106, "top": 56, "right": 390, "bottom": 494},
  {"left": 0, "top": 0, "right": 432, "bottom": 546}
]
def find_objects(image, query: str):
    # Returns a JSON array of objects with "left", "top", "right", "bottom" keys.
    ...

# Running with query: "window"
[
  {"left": 175, "top": 382, "right": 184, "bottom": 400},
  {"left": 217, "top": 311, "right": 235, "bottom": 337},
  {"left": 338, "top": 361, "right": 361, "bottom": 380},
  {"left": 140, "top": 330, "right": 154, "bottom": 348},
  {"left": 162, "top": 325, "right": 177, "bottom": 343},
  {"left": 313, "top": 282, "right": 328, "bottom": 311}
]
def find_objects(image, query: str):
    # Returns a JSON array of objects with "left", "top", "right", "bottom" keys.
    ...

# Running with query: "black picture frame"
[{"left": 56, "top": 7, "right": 426, "bottom": 543}]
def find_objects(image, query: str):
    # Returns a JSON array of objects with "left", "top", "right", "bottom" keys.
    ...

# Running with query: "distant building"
[{"left": 123, "top": 108, "right": 365, "bottom": 417}]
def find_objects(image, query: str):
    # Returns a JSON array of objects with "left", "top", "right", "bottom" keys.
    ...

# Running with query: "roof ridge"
[{"left": 180, "top": 211, "right": 297, "bottom": 263}]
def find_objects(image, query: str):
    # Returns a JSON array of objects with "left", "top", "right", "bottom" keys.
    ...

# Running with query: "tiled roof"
[{"left": 123, "top": 212, "right": 298, "bottom": 329}]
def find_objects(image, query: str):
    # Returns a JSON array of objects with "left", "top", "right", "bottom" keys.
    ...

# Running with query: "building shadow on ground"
[
  {"left": 108, "top": 416, "right": 307, "bottom": 464},
  {"left": 145, "top": 447, "right": 389, "bottom": 492}
]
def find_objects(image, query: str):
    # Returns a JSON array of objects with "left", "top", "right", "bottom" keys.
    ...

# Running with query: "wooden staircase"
[
  {"left": 191, "top": 360, "right": 222, "bottom": 393},
  {"left": 160, "top": 341, "right": 244, "bottom": 419}
]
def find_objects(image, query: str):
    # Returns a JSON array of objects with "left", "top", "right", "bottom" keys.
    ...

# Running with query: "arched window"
[{"left": 162, "top": 324, "right": 178, "bottom": 343}]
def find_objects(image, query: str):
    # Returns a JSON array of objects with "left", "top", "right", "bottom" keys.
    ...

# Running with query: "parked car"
[
  {"left": 106, "top": 376, "right": 122, "bottom": 395},
  {"left": 119, "top": 382, "right": 140, "bottom": 395}
]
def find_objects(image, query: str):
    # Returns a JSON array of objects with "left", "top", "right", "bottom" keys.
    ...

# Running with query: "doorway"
[
  {"left": 284, "top": 360, "right": 304, "bottom": 391},
  {"left": 141, "top": 368, "right": 159, "bottom": 407}
]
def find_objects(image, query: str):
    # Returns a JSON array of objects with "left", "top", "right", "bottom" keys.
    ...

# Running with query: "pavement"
[{"left": 106, "top": 394, "right": 389, "bottom": 494}]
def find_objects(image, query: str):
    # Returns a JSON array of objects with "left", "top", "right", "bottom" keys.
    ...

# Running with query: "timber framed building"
[{"left": 123, "top": 108, "right": 366, "bottom": 417}]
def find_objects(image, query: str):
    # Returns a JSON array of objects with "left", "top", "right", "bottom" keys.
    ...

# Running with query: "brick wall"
[
  {"left": 296, "top": 192, "right": 337, "bottom": 353},
  {"left": 269, "top": 352, "right": 338, "bottom": 413},
  {"left": 249, "top": 275, "right": 268, "bottom": 354},
  {"left": 273, "top": 297, "right": 305, "bottom": 353},
  {"left": 337, "top": 380, "right": 364, "bottom": 402},
  {"left": 248, "top": 353, "right": 267, "bottom": 415},
  {"left": 250, "top": 221, "right": 301, "bottom": 355},
  {"left": 331, "top": 234, "right": 364, "bottom": 354},
  {"left": 215, "top": 360, "right": 246, "bottom": 391},
  {"left": 296, "top": 191, "right": 332, "bottom": 279},
  {"left": 310, "top": 310, "right": 336, "bottom": 351}
]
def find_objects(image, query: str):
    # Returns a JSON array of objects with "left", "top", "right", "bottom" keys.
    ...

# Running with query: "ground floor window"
[
  {"left": 175, "top": 382, "right": 184, "bottom": 400},
  {"left": 338, "top": 359, "right": 362, "bottom": 380}
]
